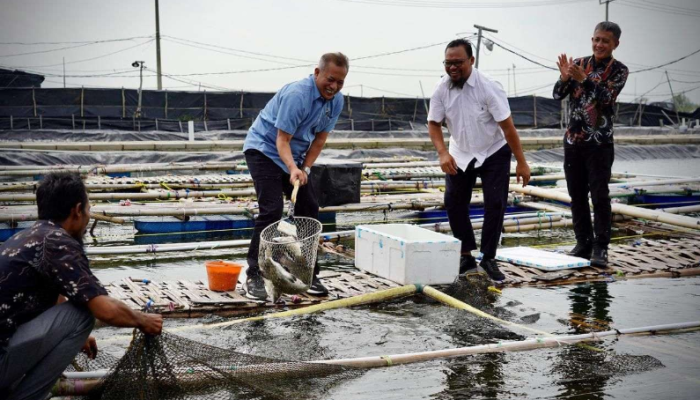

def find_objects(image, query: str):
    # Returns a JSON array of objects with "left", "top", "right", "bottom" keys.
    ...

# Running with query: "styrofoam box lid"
[
  {"left": 356, "top": 224, "right": 460, "bottom": 244},
  {"left": 496, "top": 247, "right": 590, "bottom": 271}
]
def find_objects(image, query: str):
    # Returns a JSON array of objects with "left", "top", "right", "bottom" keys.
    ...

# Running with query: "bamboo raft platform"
[
  {"left": 104, "top": 235, "right": 700, "bottom": 318},
  {"left": 104, "top": 268, "right": 401, "bottom": 319}
]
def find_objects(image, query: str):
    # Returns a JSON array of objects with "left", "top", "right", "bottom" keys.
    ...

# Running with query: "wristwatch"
[{"left": 303, "top": 166, "right": 311, "bottom": 176}]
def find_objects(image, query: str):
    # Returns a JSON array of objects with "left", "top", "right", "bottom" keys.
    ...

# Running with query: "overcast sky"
[{"left": 2, "top": 0, "right": 699, "bottom": 105}]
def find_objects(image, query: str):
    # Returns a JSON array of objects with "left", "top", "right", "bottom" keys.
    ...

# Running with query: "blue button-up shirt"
[{"left": 243, "top": 75, "right": 344, "bottom": 173}]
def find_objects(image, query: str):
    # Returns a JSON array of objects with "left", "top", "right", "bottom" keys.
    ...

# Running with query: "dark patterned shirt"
[
  {"left": 0, "top": 220, "right": 107, "bottom": 348},
  {"left": 553, "top": 56, "right": 628, "bottom": 147}
]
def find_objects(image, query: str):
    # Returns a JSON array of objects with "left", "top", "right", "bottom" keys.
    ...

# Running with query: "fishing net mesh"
[
  {"left": 443, "top": 272, "right": 500, "bottom": 308},
  {"left": 62, "top": 331, "right": 363, "bottom": 400},
  {"left": 259, "top": 217, "right": 322, "bottom": 288}
]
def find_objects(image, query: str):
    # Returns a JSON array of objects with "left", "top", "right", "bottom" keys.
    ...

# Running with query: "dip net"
[
  {"left": 62, "top": 330, "right": 362, "bottom": 400},
  {"left": 258, "top": 217, "right": 323, "bottom": 290}
]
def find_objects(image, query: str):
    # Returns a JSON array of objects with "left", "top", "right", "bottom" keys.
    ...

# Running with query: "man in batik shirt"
[
  {"left": 554, "top": 21, "right": 629, "bottom": 267},
  {"left": 0, "top": 173, "right": 162, "bottom": 400}
]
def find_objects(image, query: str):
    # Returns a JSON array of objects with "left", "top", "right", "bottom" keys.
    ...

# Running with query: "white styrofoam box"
[
  {"left": 354, "top": 224, "right": 461, "bottom": 285},
  {"left": 496, "top": 247, "right": 590, "bottom": 271}
]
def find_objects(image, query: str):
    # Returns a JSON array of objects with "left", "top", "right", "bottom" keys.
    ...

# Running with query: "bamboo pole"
[
  {"left": 501, "top": 216, "right": 568, "bottom": 232},
  {"left": 89, "top": 213, "right": 126, "bottom": 224},
  {"left": 502, "top": 215, "right": 627, "bottom": 233},
  {"left": 609, "top": 177, "right": 700, "bottom": 188},
  {"left": 58, "top": 320, "right": 700, "bottom": 385},
  {"left": 510, "top": 185, "right": 700, "bottom": 230},
  {"left": 2, "top": 135, "right": 698, "bottom": 152},
  {"left": 361, "top": 174, "right": 565, "bottom": 193},
  {"left": 314, "top": 321, "right": 700, "bottom": 368},
  {"left": 85, "top": 238, "right": 251, "bottom": 255},
  {"left": 516, "top": 201, "right": 573, "bottom": 217},
  {"left": 0, "top": 188, "right": 257, "bottom": 202},
  {"left": 0, "top": 161, "right": 248, "bottom": 177},
  {"left": 81, "top": 211, "right": 554, "bottom": 255},
  {"left": 99, "top": 285, "right": 421, "bottom": 344},
  {"left": 660, "top": 204, "right": 700, "bottom": 214},
  {"left": 0, "top": 197, "right": 449, "bottom": 222}
]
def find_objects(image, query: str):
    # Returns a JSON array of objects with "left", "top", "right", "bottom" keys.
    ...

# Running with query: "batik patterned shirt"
[
  {"left": 0, "top": 220, "right": 106, "bottom": 348},
  {"left": 553, "top": 56, "right": 628, "bottom": 147}
]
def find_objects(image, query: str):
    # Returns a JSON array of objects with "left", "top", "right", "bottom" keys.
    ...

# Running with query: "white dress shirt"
[{"left": 427, "top": 68, "right": 511, "bottom": 170}]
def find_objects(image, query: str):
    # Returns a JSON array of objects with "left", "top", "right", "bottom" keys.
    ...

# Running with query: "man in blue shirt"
[{"left": 242, "top": 52, "right": 349, "bottom": 300}]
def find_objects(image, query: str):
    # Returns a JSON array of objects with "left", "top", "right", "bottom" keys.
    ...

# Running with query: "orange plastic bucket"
[{"left": 205, "top": 260, "right": 243, "bottom": 292}]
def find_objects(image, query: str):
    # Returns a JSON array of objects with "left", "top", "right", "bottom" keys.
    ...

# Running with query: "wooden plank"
[
  {"left": 619, "top": 245, "right": 685, "bottom": 269},
  {"left": 531, "top": 270, "right": 574, "bottom": 282},
  {"left": 609, "top": 251, "right": 656, "bottom": 271},
  {"left": 326, "top": 278, "right": 361, "bottom": 297},
  {"left": 178, "top": 280, "right": 206, "bottom": 302},
  {"left": 161, "top": 281, "right": 191, "bottom": 307},
  {"left": 121, "top": 278, "right": 148, "bottom": 306},
  {"left": 499, "top": 263, "right": 535, "bottom": 283},
  {"left": 190, "top": 298, "right": 252, "bottom": 305}
]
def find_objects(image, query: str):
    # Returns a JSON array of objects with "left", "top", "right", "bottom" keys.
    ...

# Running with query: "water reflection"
[
  {"left": 555, "top": 282, "right": 614, "bottom": 400},
  {"left": 434, "top": 276, "right": 520, "bottom": 399}
]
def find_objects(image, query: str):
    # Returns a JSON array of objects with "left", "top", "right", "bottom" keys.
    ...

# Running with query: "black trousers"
[
  {"left": 244, "top": 149, "right": 320, "bottom": 277},
  {"left": 444, "top": 144, "right": 512, "bottom": 260},
  {"left": 564, "top": 145, "right": 615, "bottom": 248}
]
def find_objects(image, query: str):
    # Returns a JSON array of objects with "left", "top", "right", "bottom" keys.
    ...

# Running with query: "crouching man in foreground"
[{"left": 0, "top": 172, "right": 162, "bottom": 400}]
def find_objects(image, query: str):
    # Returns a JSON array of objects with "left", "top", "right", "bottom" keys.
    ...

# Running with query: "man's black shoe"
[
  {"left": 245, "top": 271, "right": 268, "bottom": 300},
  {"left": 479, "top": 259, "right": 506, "bottom": 282},
  {"left": 307, "top": 277, "right": 329, "bottom": 296},
  {"left": 568, "top": 242, "right": 592, "bottom": 259},
  {"left": 459, "top": 254, "right": 477, "bottom": 274},
  {"left": 590, "top": 246, "right": 609, "bottom": 267}
]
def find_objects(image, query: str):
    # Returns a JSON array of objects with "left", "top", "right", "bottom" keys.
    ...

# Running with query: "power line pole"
[
  {"left": 507, "top": 67, "right": 511, "bottom": 96},
  {"left": 473, "top": 24, "right": 498, "bottom": 69},
  {"left": 132, "top": 61, "right": 145, "bottom": 118},
  {"left": 155, "top": 0, "right": 163, "bottom": 90},
  {"left": 512, "top": 64, "right": 517, "bottom": 96},
  {"left": 599, "top": 0, "right": 616, "bottom": 21},
  {"left": 62, "top": 57, "right": 66, "bottom": 88},
  {"left": 665, "top": 70, "right": 680, "bottom": 124}
]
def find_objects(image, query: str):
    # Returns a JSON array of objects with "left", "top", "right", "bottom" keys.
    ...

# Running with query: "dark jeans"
[
  {"left": 245, "top": 149, "right": 320, "bottom": 277},
  {"left": 564, "top": 145, "right": 615, "bottom": 248},
  {"left": 0, "top": 302, "right": 94, "bottom": 400},
  {"left": 445, "top": 144, "right": 512, "bottom": 260}
]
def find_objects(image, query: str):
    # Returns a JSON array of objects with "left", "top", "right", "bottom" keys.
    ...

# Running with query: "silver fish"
[{"left": 261, "top": 246, "right": 308, "bottom": 303}]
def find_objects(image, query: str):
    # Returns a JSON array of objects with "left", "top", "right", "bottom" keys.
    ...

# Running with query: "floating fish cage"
[
  {"left": 134, "top": 215, "right": 255, "bottom": 235},
  {"left": 0, "top": 221, "right": 33, "bottom": 241},
  {"left": 416, "top": 205, "right": 533, "bottom": 223}
]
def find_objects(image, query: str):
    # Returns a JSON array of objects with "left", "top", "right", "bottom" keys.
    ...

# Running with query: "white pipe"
[
  {"left": 661, "top": 204, "right": 700, "bottom": 214},
  {"left": 61, "top": 321, "right": 700, "bottom": 379},
  {"left": 612, "top": 171, "right": 685, "bottom": 179},
  {"left": 85, "top": 239, "right": 250, "bottom": 255},
  {"left": 511, "top": 185, "right": 700, "bottom": 230},
  {"left": 609, "top": 177, "right": 700, "bottom": 188},
  {"left": 312, "top": 321, "right": 700, "bottom": 368}
]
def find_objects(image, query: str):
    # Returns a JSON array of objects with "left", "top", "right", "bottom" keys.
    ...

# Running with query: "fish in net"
[
  {"left": 57, "top": 331, "right": 363, "bottom": 400},
  {"left": 259, "top": 217, "right": 322, "bottom": 303}
]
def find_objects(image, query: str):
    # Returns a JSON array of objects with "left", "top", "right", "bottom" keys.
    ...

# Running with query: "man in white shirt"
[{"left": 428, "top": 39, "right": 531, "bottom": 282}]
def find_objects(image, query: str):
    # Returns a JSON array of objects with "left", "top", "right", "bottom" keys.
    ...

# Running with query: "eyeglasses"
[{"left": 443, "top": 59, "right": 467, "bottom": 68}]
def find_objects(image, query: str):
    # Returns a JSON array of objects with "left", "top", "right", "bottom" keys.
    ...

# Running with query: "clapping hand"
[
  {"left": 567, "top": 63, "right": 586, "bottom": 83},
  {"left": 557, "top": 54, "right": 572, "bottom": 82}
]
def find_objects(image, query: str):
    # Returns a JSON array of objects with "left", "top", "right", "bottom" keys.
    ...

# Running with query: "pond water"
[{"left": 83, "top": 157, "right": 700, "bottom": 399}]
